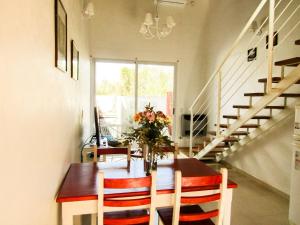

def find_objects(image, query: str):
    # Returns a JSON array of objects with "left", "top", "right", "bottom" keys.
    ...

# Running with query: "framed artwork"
[
  {"left": 71, "top": 40, "right": 79, "bottom": 80},
  {"left": 55, "top": 0, "right": 67, "bottom": 72},
  {"left": 247, "top": 47, "right": 257, "bottom": 62},
  {"left": 266, "top": 31, "right": 278, "bottom": 49}
]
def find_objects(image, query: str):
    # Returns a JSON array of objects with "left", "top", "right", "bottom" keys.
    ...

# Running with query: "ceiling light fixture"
[
  {"left": 83, "top": 1, "right": 95, "bottom": 18},
  {"left": 139, "top": 0, "right": 176, "bottom": 40}
]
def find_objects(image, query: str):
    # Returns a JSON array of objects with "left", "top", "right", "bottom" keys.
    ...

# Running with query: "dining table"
[{"left": 56, "top": 158, "right": 237, "bottom": 225}]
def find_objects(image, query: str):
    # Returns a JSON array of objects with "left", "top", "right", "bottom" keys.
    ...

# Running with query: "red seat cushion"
[
  {"left": 157, "top": 205, "right": 215, "bottom": 225},
  {"left": 104, "top": 209, "right": 149, "bottom": 225}
]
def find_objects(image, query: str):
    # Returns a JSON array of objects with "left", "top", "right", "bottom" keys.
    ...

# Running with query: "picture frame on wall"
[
  {"left": 247, "top": 47, "right": 257, "bottom": 62},
  {"left": 55, "top": 0, "right": 67, "bottom": 72},
  {"left": 266, "top": 31, "right": 278, "bottom": 49},
  {"left": 71, "top": 40, "right": 79, "bottom": 80}
]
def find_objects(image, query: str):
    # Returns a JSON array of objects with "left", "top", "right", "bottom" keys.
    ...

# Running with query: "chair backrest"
[
  {"left": 142, "top": 143, "right": 179, "bottom": 159},
  {"left": 98, "top": 171, "right": 157, "bottom": 225},
  {"left": 160, "top": 143, "right": 179, "bottom": 159},
  {"left": 172, "top": 168, "right": 228, "bottom": 225},
  {"left": 93, "top": 145, "right": 131, "bottom": 163}
]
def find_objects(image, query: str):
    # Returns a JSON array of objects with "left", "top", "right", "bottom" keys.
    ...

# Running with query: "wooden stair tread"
[
  {"left": 244, "top": 92, "right": 265, "bottom": 97},
  {"left": 215, "top": 143, "right": 230, "bottom": 148},
  {"left": 198, "top": 143, "right": 230, "bottom": 149},
  {"left": 295, "top": 39, "right": 300, "bottom": 45},
  {"left": 281, "top": 93, "right": 300, "bottom": 97},
  {"left": 208, "top": 131, "right": 249, "bottom": 136},
  {"left": 233, "top": 105, "right": 251, "bottom": 109},
  {"left": 223, "top": 137, "right": 239, "bottom": 142},
  {"left": 223, "top": 115, "right": 271, "bottom": 120},
  {"left": 223, "top": 115, "right": 240, "bottom": 119},
  {"left": 258, "top": 77, "right": 281, "bottom": 83},
  {"left": 275, "top": 57, "right": 300, "bottom": 67},
  {"left": 218, "top": 124, "right": 259, "bottom": 128},
  {"left": 233, "top": 105, "right": 285, "bottom": 110},
  {"left": 206, "top": 137, "right": 238, "bottom": 142},
  {"left": 265, "top": 105, "right": 285, "bottom": 109},
  {"left": 244, "top": 92, "right": 300, "bottom": 97},
  {"left": 258, "top": 77, "right": 300, "bottom": 84}
]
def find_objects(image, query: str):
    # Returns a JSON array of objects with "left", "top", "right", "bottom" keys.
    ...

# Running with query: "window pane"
[
  {"left": 137, "top": 64, "right": 174, "bottom": 136},
  {"left": 95, "top": 62, "right": 135, "bottom": 138}
]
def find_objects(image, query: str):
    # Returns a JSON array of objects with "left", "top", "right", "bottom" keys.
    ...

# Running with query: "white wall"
[
  {"left": 89, "top": 0, "right": 215, "bottom": 143},
  {"left": 203, "top": 0, "right": 300, "bottom": 194},
  {"left": 0, "top": 0, "right": 90, "bottom": 224}
]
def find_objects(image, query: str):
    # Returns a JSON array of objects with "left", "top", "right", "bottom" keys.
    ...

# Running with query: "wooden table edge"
[{"left": 56, "top": 183, "right": 237, "bottom": 203}]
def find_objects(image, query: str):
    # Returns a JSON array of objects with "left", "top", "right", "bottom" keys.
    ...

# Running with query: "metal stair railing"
[{"left": 189, "top": 0, "right": 300, "bottom": 158}]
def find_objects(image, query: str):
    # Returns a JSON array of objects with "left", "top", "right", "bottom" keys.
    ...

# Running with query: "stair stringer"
[
  {"left": 195, "top": 64, "right": 300, "bottom": 160},
  {"left": 216, "top": 106, "right": 295, "bottom": 161}
]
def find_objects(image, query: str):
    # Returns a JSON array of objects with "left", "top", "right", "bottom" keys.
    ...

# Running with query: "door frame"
[{"left": 92, "top": 58, "right": 178, "bottom": 141}]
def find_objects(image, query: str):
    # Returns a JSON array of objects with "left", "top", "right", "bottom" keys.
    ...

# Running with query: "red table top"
[{"left": 56, "top": 158, "right": 237, "bottom": 203}]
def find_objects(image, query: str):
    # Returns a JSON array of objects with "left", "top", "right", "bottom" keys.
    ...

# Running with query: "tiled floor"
[
  {"left": 82, "top": 159, "right": 290, "bottom": 225},
  {"left": 211, "top": 162, "right": 290, "bottom": 225}
]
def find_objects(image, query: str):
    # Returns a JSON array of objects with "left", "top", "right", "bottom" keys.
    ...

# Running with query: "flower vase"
[{"left": 144, "top": 145, "right": 157, "bottom": 176}]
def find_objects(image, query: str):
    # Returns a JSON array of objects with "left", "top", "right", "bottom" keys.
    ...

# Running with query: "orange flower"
[
  {"left": 165, "top": 116, "right": 171, "bottom": 124},
  {"left": 133, "top": 113, "right": 141, "bottom": 122}
]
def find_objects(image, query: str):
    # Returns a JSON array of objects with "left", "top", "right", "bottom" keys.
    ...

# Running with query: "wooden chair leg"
[
  {"left": 93, "top": 145, "right": 97, "bottom": 163},
  {"left": 174, "top": 143, "right": 179, "bottom": 159},
  {"left": 91, "top": 214, "right": 97, "bottom": 225},
  {"left": 158, "top": 217, "right": 164, "bottom": 225}
]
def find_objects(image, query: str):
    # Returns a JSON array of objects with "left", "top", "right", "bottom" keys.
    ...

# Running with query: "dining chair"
[
  {"left": 92, "top": 144, "right": 131, "bottom": 163},
  {"left": 160, "top": 143, "right": 179, "bottom": 159},
  {"left": 97, "top": 171, "right": 157, "bottom": 225},
  {"left": 157, "top": 168, "right": 228, "bottom": 225},
  {"left": 142, "top": 143, "right": 179, "bottom": 159}
]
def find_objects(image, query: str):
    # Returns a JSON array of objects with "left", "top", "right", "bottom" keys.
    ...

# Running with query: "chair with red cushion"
[
  {"left": 92, "top": 145, "right": 132, "bottom": 163},
  {"left": 157, "top": 168, "right": 228, "bottom": 225},
  {"left": 160, "top": 143, "right": 179, "bottom": 159},
  {"left": 97, "top": 171, "right": 157, "bottom": 225},
  {"left": 141, "top": 143, "right": 179, "bottom": 160}
]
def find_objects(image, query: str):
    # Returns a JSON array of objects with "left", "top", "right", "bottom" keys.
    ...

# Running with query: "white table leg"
[
  {"left": 62, "top": 213, "right": 73, "bottom": 225},
  {"left": 223, "top": 189, "right": 233, "bottom": 225}
]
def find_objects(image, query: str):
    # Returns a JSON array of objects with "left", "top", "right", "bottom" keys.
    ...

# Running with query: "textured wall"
[{"left": 0, "top": 0, "right": 90, "bottom": 224}]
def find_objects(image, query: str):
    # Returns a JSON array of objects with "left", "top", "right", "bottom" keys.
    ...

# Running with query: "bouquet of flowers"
[{"left": 123, "top": 104, "right": 172, "bottom": 168}]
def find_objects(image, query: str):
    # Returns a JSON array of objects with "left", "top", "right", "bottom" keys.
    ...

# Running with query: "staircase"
[
  {"left": 189, "top": 0, "right": 300, "bottom": 161},
  {"left": 195, "top": 61, "right": 300, "bottom": 161}
]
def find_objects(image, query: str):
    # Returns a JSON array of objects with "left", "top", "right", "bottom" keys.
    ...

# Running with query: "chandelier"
[{"left": 139, "top": 0, "right": 176, "bottom": 40}]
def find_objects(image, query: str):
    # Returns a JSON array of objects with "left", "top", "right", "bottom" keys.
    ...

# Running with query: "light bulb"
[
  {"left": 144, "top": 13, "right": 154, "bottom": 26},
  {"left": 84, "top": 2, "right": 95, "bottom": 17},
  {"left": 166, "top": 16, "right": 176, "bottom": 28},
  {"left": 139, "top": 24, "right": 148, "bottom": 34}
]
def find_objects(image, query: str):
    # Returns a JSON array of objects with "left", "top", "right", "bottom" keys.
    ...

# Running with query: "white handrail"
[
  {"left": 189, "top": 0, "right": 268, "bottom": 110},
  {"left": 189, "top": 0, "right": 300, "bottom": 160},
  {"left": 188, "top": 0, "right": 300, "bottom": 157},
  {"left": 221, "top": 1, "right": 299, "bottom": 109},
  {"left": 267, "top": 0, "right": 275, "bottom": 93}
]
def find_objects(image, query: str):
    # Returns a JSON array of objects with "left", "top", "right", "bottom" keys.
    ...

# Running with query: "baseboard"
[
  {"left": 289, "top": 220, "right": 297, "bottom": 225},
  {"left": 222, "top": 161, "right": 290, "bottom": 200}
]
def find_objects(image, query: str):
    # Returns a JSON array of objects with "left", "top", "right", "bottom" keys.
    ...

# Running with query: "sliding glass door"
[
  {"left": 137, "top": 63, "right": 175, "bottom": 137},
  {"left": 95, "top": 60, "right": 176, "bottom": 139}
]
